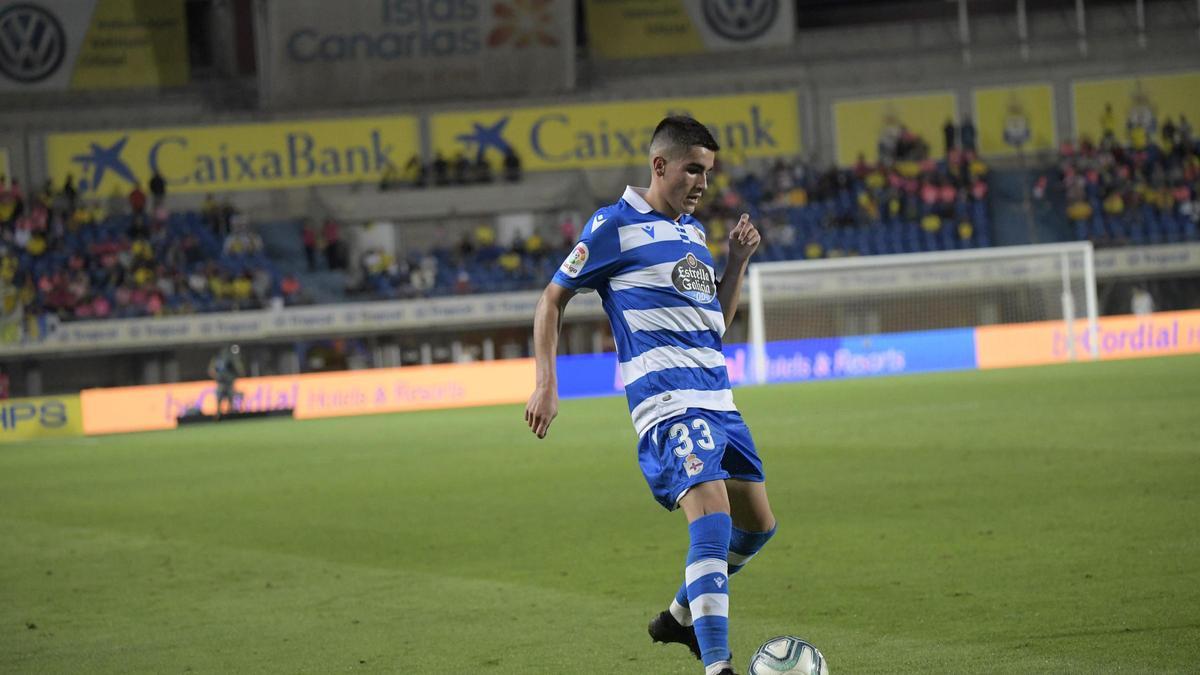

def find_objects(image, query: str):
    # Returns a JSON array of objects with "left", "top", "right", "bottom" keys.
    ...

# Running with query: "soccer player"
[{"left": 525, "top": 116, "right": 777, "bottom": 675}]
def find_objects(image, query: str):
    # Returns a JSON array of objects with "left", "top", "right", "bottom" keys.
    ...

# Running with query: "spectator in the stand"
[
  {"left": 219, "top": 197, "right": 237, "bottom": 238},
  {"left": 503, "top": 149, "right": 522, "bottom": 182},
  {"left": 1131, "top": 285, "right": 1154, "bottom": 315},
  {"left": 557, "top": 214, "right": 577, "bottom": 248},
  {"left": 1163, "top": 117, "right": 1177, "bottom": 149},
  {"left": 453, "top": 267, "right": 473, "bottom": 294},
  {"left": 322, "top": 218, "right": 342, "bottom": 270},
  {"left": 411, "top": 253, "right": 437, "bottom": 292},
  {"left": 1179, "top": 115, "right": 1193, "bottom": 147},
  {"left": 1101, "top": 103, "right": 1117, "bottom": 143},
  {"left": 202, "top": 193, "right": 221, "bottom": 235},
  {"left": 302, "top": 221, "right": 318, "bottom": 271},
  {"left": 943, "top": 118, "right": 957, "bottom": 154},
  {"left": 405, "top": 153, "right": 427, "bottom": 187},
  {"left": 280, "top": 274, "right": 302, "bottom": 303},
  {"left": 432, "top": 152, "right": 450, "bottom": 186},
  {"left": 149, "top": 170, "right": 166, "bottom": 209},
  {"left": 473, "top": 154, "right": 493, "bottom": 183},
  {"left": 128, "top": 182, "right": 146, "bottom": 215},
  {"left": 379, "top": 162, "right": 402, "bottom": 190},
  {"left": 960, "top": 116, "right": 977, "bottom": 153},
  {"left": 452, "top": 151, "right": 470, "bottom": 184},
  {"left": 62, "top": 175, "right": 77, "bottom": 212}
]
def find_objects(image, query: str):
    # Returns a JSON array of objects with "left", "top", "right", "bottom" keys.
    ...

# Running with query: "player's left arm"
[{"left": 716, "top": 212, "right": 761, "bottom": 330}]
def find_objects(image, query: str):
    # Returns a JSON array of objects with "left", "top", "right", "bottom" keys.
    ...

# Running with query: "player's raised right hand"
[{"left": 525, "top": 387, "right": 558, "bottom": 439}]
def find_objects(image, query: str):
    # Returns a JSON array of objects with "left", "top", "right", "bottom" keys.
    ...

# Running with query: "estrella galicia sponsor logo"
[
  {"left": 0, "top": 3, "right": 66, "bottom": 83},
  {"left": 672, "top": 253, "right": 715, "bottom": 303},
  {"left": 702, "top": 0, "right": 779, "bottom": 42}
]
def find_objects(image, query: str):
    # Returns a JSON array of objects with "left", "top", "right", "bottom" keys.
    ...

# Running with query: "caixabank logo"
[
  {"left": 701, "top": 0, "right": 778, "bottom": 42},
  {"left": 48, "top": 115, "right": 419, "bottom": 195},
  {"left": 0, "top": 2, "right": 67, "bottom": 83},
  {"left": 433, "top": 91, "right": 800, "bottom": 171}
]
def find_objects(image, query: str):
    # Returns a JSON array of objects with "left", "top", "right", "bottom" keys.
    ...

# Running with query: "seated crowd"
[
  {"left": 0, "top": 178, "right": 303, "bottom": 326},
  {"left": 352, "top": 145, "right": 993, "bottom": 300},
  {"left": 1037, "top": 111, "right": 1200, "bottom": 245}
]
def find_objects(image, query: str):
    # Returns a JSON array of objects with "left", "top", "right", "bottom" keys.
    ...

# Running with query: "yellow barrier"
[
  {"left": 1072, "top": 71, "right": 1200, "bottom": 142},
  {"left": 47, "top": 115, "right": 419, "bottom": 196},
  {"left": 584, "top": 0, "right": 703, "bottom": 58},
  {"left": 70, "top": 0, "right": 189, "bottom": 90},
  {"left": 0, "top": 395, "right": 84, "bottom": 443},
  {"left": 972, "top": 83, "right": 1057, "bottom": 156},
  {"left": 430, "top": 91, "right": 801, "bottom": 171},
  {"left": 833, "top": 92, "right": 957, "bottom": 166}
]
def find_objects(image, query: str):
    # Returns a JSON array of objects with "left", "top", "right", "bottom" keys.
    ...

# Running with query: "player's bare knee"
[{"left": 679, "top": 479, "right": 730, "bottom": 521}]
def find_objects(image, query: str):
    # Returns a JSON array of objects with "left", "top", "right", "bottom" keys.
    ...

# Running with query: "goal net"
[{"left": 745, "top": 242, "right": 1099, "bottom": 384}]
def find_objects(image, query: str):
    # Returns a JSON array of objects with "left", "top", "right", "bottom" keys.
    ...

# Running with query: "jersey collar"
[
  {"left": 622, "top": 186, "right": 654, "bottom": 214},
  {"left": 623, "top": 185, "right": 690, "bottom": 223}
]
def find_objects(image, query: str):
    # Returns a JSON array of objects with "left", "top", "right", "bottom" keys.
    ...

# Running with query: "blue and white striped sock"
[
  {"left": 684, "top": 512, "right": 733, "bottom": 673},
  {"left": 670, "top": 524, "right": 777, "bottom": 628}
]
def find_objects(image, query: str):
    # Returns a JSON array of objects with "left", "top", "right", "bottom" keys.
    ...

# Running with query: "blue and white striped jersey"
[{"left": 552, "top": 186, "right": 735, "bottom": 437}]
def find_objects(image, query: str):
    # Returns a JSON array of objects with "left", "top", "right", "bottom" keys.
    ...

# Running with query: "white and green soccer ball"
[{"left": 748, "top": 635, "right": 829, "bottom": 675}]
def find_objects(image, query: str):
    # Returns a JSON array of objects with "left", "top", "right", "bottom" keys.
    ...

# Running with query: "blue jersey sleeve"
[{"left": 551, "top": 208, "right": 623, "bottom": 291}]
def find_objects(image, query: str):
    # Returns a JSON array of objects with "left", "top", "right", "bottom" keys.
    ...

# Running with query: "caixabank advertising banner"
[
  {"left": 0, "top": 0, "right": 188, "bottom": 92},
  {"left": 46, "top": 114, "right": 419, "bottom": 196},
  {"left": 430, "top": 91, "right": 801, "bottom": 171}
]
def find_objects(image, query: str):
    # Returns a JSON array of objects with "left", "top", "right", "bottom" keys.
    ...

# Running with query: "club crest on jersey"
[
  {"left": 560, "top": 243, "right": 589, "bottom": 278},
  {"left": 684, "top": 453, "right": 704, "bottom": 477},
  {"left": 671, "top": 253, "right": 715, "bottom": 303}
]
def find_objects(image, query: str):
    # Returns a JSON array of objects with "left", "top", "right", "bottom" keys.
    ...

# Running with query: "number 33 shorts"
[{"left": 637, "top": 407, "right": 765, "bottom": 510}]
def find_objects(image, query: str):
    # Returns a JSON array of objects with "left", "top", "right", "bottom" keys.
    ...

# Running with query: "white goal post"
[{"left": 746, "top": 242, "right": 1100, "bottom": 384}]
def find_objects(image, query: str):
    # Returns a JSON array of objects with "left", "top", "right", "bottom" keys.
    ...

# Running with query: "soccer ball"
[{"left": 747, "top": 635, "right": 829, "bottom": 675}]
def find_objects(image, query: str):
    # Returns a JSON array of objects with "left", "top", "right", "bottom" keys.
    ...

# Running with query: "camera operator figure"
[{"left": 208, "top": 344, "right": 245, "bottom": 420}]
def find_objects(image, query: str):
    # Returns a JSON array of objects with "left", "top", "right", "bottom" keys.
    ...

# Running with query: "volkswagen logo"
[
  {"left": 0, "top": 3, "right": 66, "bottom": 84},
  {"left": 702, "top": 0, "right": 779, "bottom": 42}
]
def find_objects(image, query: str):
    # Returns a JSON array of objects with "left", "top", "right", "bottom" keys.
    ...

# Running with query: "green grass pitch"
[{"left": 2, "top": 355, "right": 1199, "bottom": 673}]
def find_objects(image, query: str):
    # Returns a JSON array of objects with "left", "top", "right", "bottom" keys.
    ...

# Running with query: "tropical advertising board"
[
  {"left": 46, "top": 115, "right": 419, "bottom": 197},
  {"left": 260, "top": 0, "right": 574, "bottom": 106}
]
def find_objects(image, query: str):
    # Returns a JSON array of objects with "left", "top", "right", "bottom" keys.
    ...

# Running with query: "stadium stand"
[
  {"left": 1036, "top": 115, "right": 1200, "bottom": 247},
  {"left": 0, "top": 181, "right": 301, "bottom": 323}
]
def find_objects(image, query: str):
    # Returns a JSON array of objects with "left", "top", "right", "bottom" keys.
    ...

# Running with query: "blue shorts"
[{"left": 637, "top": 407, "right": 765, "bottom": 510}]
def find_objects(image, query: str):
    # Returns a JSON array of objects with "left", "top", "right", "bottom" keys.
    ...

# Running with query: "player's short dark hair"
[{"left": 650, "top": 116, "right": 720, "bottom": 160}]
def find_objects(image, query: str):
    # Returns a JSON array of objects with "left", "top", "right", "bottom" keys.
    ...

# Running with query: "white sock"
[
  {"left": 705, "top": 660, "right": 732, "bottom": 675},
  {"left": 669, "top": 597, "right": 693, "bottom": 627}
]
